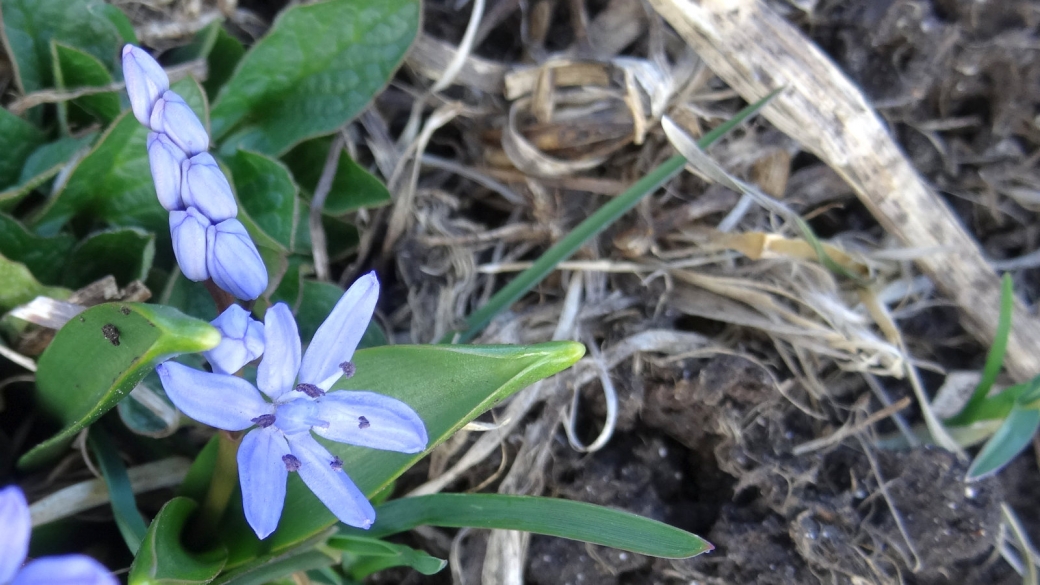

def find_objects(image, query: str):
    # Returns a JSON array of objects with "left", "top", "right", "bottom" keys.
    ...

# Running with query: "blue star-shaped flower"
[{"left": 157, "top": 272, "right": 428, "bottom": 538}]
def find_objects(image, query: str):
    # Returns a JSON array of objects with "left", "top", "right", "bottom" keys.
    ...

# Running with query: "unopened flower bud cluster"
[{"left": 122, "top": 45, "right": 267, "bottom": 300}]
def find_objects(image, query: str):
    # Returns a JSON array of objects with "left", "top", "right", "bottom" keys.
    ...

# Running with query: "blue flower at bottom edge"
[
  {"left": 157, "top": 272, "right": 428, "bottom": 539},
  {"left": 0, "top": 486, "right": 117, "bottom": 585}
]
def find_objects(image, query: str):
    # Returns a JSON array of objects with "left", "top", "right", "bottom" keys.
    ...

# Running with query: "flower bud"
[
  {"left": 207, "top": 218, "right": 268, "bottom": 300},
  {"left": 150, "top": 90, "right": 209, "bottom": 155},
  {"left": 170, "top": 207, "right": 211, "bottom": 281},
  {"left": 181, "top": 152, "right": 238, "bottom": 222},
  {"left": 147, "top": 132, "right": 186, "bottom": 211},
  {"left": 204, "top": 304, "right": 265, "bottom": 375},
  {"left": 122, "top": 45, "right": 169, "bottom": 127}
]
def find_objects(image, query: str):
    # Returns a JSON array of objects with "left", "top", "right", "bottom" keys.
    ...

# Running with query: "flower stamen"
[
  {"left": 330, "top": 456, "right": 343, "bottom": 471},
  {"left": 358, "top": 415, "right": 371, "bottom": 429},
  {"left": 252, "top": 414, "right": 276, "bottom": 428},
  {"left": 340, "top": 361, "right": 356, "bottom": 378},
  {"left": 295, "top": 383, "right": 325, "bottom": 398},
  {"left": 282, "top": 454, "right": 301, "bottom": 472}
]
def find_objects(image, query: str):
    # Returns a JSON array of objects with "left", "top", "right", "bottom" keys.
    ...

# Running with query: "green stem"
[{"left": 189, "top": 430, "right": 241, "bottom": 546}]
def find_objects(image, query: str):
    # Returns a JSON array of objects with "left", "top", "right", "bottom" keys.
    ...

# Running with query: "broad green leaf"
[
  {"left": 0, "top": 253, "right": 69, "bottom": 312},
  {"left": 0, "top": 133, "right": 97, "bottom": 207},
  {"left": 219, "top": 341, "right": 585, "bottom": 566},
  {"left": 31, "top": 78, "right": 207, "bottom": 236},
  {"left": 100, "top": 4, "right": 137, "bottom": 44},
  {"left": 0, "top": 213, "right": 74, "bottom": 285},
  {"left": 967, "top": 405, "right": 1040, "bottom": 480},
  {"left": 0, "top": 107, "right": 46, "bottom": 189},
  {"left": 53, "top": 41, "right": 121, "bottom": 125},
  {"left": 332, "top": 535, "right": 445, "bottom": 579},
  {"left": 224, "top": 149, "right": 299, "bottom": 251},
  {"left": 88, "top": 426, "right": 148, "bottom": 553},
  {"left": 18, "top": 303, "right": 220, "bottom": 469},
  {"left": 291, "top": 213, "right": 360, "bottom": 259},
  {"left": 345, "top": 494, "right": 713, "bottom": 559},
  {"left": 65, "top": 227, "right": 155, "bottom": 288},
  {"left": 129, "top": 497, "right": 227, "bottom": 585},
  {"left": 282, "top": 137, "right": 391, "bottom": 214},
  {"left": 210, "top": 0, "right": 420, "bottom": 155},
  {"left": 296, "top": 280, "right": 343, "bottom": 344},
  {"left": 163, "top": 20, "right": 243, "bottom": 101},
  {"left": 0, "top": 0, "right": 124, "bottom": 92},
  {"left": 161, "top": 271, "right": 218, "bottom": 322},
  {"left": 211, "top": 532, "right": 339, "bottom": 585}
]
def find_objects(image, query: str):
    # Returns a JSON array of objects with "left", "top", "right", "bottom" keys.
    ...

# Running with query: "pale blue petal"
[
  {"left": 204, "top": 305, "right": 265, "bottom": 375},
  {"left": 0, "top": 486, "right": 30, "bottom": 583},
  {"left": 156, "top": 362, "right": 271, "bottom": 431},
  {"left": 122, "top": 45, "right": 168, "bottom": 127},
  {"left": 257, "top": 303, "right": 300, "bottom": 400},
  {"left": 299, "top": 272, "right": 379, "bottom": 390},
  {"left": 288, "top": 433, "right": 375, "bottom": 529},
  {"left": 149, "top": 90, "right": 208, "bottom": 155},
  {"left": 237, "top": 428, "right": 289, "bottom": 540},
  {"left": 169, "top": 208, "right": 210, "bottom": 281},
  {"left": 11, "top": 555, "right": 117, "bottom": 585},
  {"left": 181, "top": 153, "right": 237, "bottom": 222},
  {"left": 274, "top": 397, "right": 327, "bottom": 435},
  {"left": 147, "top": 132, "right": 185, "bottom": 211},
  {"left": 207, "top": 219, "right": 268, "bottom": 301},
  {"left": 315, "top": 391, "right": 428, "bottom": 453}
]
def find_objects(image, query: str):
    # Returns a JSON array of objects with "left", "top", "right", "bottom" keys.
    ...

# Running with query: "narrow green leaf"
[
  {"left": 210, "top": 0, "right": 420, "bottom": 155},
  {"left": 0, "top": 213, "right": 74, "bottom": 284},
  {"left": 966, "top": 405, "right": 1040, "bottom": 480},
  {"left": 340, "top": 494, "right": 711, "bottom": 559},
  {"left": 223, "top": 149, "right": 299, "bottom": 251},
  {"left": 53, "top": 41, "right": 121, "bottom": 125},
  {"left": 282, "top": 137, "right": 392, "bottom": 214},
  {"left": 211, "top": 532, "right": 339, "bottom": 585},
  {"left": 31, "top": 78, "right": 207, "bottom": 236},
  {"left": 18, "top": 303, "right": 220, "bottom": 469},
  {"left": 220, "top": 341, "right": 585, "bottom": 566},
  {"left": 0, "top": 133, "right": 97, "bottom": 208},
  {"left": 332, "top": 535, "right": 446, "bottom": 579},
  {"left": 64, "top": 227, "right": 155, "bottom": 288},
  {"left": 0, "top": 0, "right": 124, "bottom": 92},
  {"left": 0, "top": 252, "right": 69, "bottom": 312},
  {"left": 88, "top": 425, "right": 148, "bottom": 553},
  {"left": 128, "top": 497, "right": 227, "bottom": 585},
  {"left": 0, "top": 107, "right": 46, "bottom": 189},
  {"left": 451, "top": 94, "right": 774, "bottom": 342},
  {"left": 947, "top": 274, "right": 1014, "bottom": 427}
]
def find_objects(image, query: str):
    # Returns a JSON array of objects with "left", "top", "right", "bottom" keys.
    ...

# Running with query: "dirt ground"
[{"left": 96, "top": 0, "right": 1040, "bottom": 582}]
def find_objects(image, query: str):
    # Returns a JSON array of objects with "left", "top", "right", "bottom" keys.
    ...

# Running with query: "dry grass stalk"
[{"left": 646, "top": 0, "right": 1040, "bottom": 381}]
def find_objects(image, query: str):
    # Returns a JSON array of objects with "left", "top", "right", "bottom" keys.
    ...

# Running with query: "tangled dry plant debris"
[{"left": 10, "top": 0, "right": 1040, "bottom": 582}]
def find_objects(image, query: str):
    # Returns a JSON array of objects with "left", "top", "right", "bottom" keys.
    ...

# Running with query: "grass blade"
[
  {"left": 341, "top": 493, "right": 713, "bottom": 559},
  {"left": 947, "top": 273, "right": 1014, "bottom": 426},
  {"left": 88, "top": 426, "right": 148, "bottom": 554},
  {"left": 449, "top": 91, "right": 779, "bottom": 342}
]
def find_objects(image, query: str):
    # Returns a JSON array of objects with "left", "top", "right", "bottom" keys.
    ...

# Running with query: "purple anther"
[
  {"left": 358, "top": 416, "right": 371, "bottom": 430},
  {"left": 339, "top": 361, "right": 356, "bottom": 379},
  {"left": 251, "top": 414, "right": 276, "bottom": 428},
  {"left": 295, "top": 383, "right": 325, "bottom": 398},
  {"left": 282, "top": 454, "right": 301, "bottom": 472},
  {"left": 330, "top": 456, "right": 343, "bottom": 471}
]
